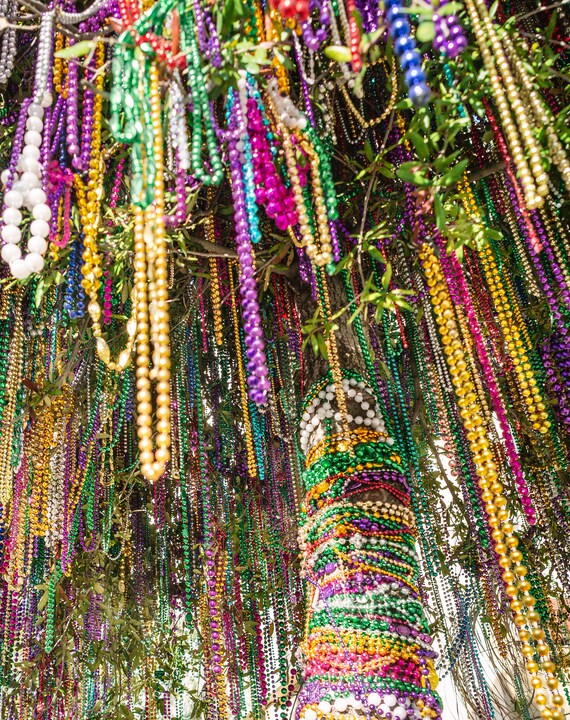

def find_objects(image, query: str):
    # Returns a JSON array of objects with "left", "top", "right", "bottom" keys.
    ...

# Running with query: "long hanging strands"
[{"left": 0, "top": 0, "right": 568, "bottom": 719}]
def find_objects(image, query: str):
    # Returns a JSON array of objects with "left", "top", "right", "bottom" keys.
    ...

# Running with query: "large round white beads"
[
  {"left": 0, "top": 100, "right": 52, "bottom": 279},
  {"left": 267, "top": 78, "right": 308, "bottom": 131},
  {"left": 0, "top": 9, "right": 54, "bottom": 279},
  {"left": 299, "top": 377, "right": 392, "bottom": 453}
]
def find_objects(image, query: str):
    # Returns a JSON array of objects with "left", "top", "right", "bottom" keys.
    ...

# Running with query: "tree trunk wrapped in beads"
[{"left": 295, "top": 278, "right": 442, "bottom": 720}]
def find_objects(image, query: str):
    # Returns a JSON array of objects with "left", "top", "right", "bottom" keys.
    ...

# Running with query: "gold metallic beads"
[{"left": 133, "top": 62, "right": 172, "bottom": 483}]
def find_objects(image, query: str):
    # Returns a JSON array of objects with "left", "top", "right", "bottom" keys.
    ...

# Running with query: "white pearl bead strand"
[{"left": 0, "top": 10, "right": 54, "bottom": 279}]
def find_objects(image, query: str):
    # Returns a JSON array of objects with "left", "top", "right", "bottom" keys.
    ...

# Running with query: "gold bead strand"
[
  {"left": 501, "top": 33, "right": 570, "bottom": 190},
  {"left": 464, "top": 0, "right": 540, "bottom": 208},
  {"left": 79, "top": 42, "right": 138, "bottom": 372},
  {"left": 0, "top": 287, "right": 24, "bottom": 509},
  {"left": 133, "top": 62, "right": 171, "bottom": 483},
  {"left": 301, "top": 140, "right": 333, "bottom": 267},
  {"left": 265, "top": 100, "right": 321, "bottom": 262},
  {"left": 539, "top": 206, "right": 570, "bottom": 292},
  {"left": 317, "top": 267, "right": 350, "bottom": 443},
  {"left": 53, "top": 33, "right": 64, "bottom": 95},
  {"left": 471, "top": 0, "right": 548, "bottom": 200},
  {"left": 479, "top": 246, "right": 549, "bottom": 432},
  {"left": 228, "top": 261, "right": 258, "bottom": 477},
  {"left": 420, "top": 242, "right": 564, "bottom": 719},
  {"left": 205, "top": 195, "right": 224, "bottom": 346}
]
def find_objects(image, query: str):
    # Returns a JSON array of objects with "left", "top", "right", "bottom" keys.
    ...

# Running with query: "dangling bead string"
[
  {"left": 464, "top": 0, "right": 548, "bottom": 209},
  {"left": 78, "top": 42, "right": 139, "bottom": 372},
  {"left": 0, "top": 10, "right": 55, "bottom": 279},
  {"left": 0, "top": 287, "right": 24, "bottom": 515},
  {"left": 500, "top": 32, "right": 570, "bottom": 190}
]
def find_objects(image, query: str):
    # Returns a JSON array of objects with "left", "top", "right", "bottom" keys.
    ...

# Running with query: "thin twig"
[
  {"left": 467, "top": 161, "right": 506, "bottom": 183},
  {"left": 515, "top": 0, "right": 569, "bottom": 21}
]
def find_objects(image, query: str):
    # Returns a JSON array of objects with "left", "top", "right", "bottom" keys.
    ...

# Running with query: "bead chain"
[{"left": 133, "top": 62, "right": 171, "bottom": 483}]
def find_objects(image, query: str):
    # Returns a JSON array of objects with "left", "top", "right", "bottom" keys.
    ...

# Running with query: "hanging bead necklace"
[
  {"left": 0, "top": 10, "right": 55, "bottom": 279},
  {"left": 132, "top": 62, "right": 172, "bottom": 482},
  {"left": 464, "top": 0, "right": 548, "bottom": 209}
]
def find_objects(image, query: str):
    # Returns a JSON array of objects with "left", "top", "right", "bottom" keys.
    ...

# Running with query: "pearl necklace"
[
  {"left": 58, "top": 0, "right": 109, "bottom": 25},
  {"left": 0, "top": 10, "right": 54, "bottom": 279},
  {"left": 266, "top": 77, "right": 308, "bottom": 131}
]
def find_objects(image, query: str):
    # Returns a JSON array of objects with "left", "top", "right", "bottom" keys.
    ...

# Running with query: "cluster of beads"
[
  {"left": 247, "top": 85, "right": 299, "bottom": 231},
  {"left": 432, "top": 1, "right": 467, "bottom": 58},
  {"left": 168, "top": 70, "right": 191, "bottom": 172},
  {"left": 1, "top": 98, "right": 53, "bottom": 278},
  {"left": 271, "top": 0, "right": 310, "bottom": 23},
  {"left": 229, "top": 94, "right": 270, "bottom": 406},
  {"left": 300, "top": 377, "right": 390, "bottom": 453},
  {"left": 465, "top": 0, "right": 548, "bottom": 209},
  {"left": 0, "top": 0, "right": 16, "bottom": 84},
  {"left": 420, "top": 241, "right": 564, "bottom": 719},
  {"left": 266, "top": 78, "right": 309, "bottom": 132},
  {"left": 384, "top": 0, "right": 430, "bottom": 107},
  {"left": 63, "top": 235, "right": 87, "bottom": 320}
]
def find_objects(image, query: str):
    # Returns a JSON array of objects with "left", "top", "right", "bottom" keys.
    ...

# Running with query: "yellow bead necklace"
[
  {"left": 464, "top": 0, "right": 547, "bottom": 209},
  {"left": 132, "top": 61, "right": 171, "bottom": 483},
  {"left": 78, "top": 43, "right": 138, "bottom": 373}
]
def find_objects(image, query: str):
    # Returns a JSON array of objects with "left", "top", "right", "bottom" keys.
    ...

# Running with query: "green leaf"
[
  {"left": 396, "top": 162, "right": 430, "bottom": 186},
  {"left": 324, "top": 45, "right": 352, "bottom": 63},
  {"left": 407, "top": 131, "right": 430, "bottom": 161},
  {"left": 416, "top": 21, "right": 435, "bottom": 44},
  {"left": 54, "top": 40, "right": 96, "bottom": 59},
  {"left": 440, "top": 158, "right": 469, "bottom": 187},
  {"left": 394, "top": 298, "right": 413, "bottom": 312},
  {"left": 437, "top": 1, "right": 462, "bottom": 15},
  {"left": 401, "top": 5, "right": 433, "bottom": 15},
  {"left": 545, "top": 10, "right": 558, "bottom": 40},
  {"left": 434, "top": 193, "right": 445, "bottom": 231},
  {"left": 381, "top": 263, "right": 392, "bottom": 290}
]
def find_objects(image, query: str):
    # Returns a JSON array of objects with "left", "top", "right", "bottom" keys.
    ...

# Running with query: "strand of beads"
[
  {"left": 0, "top": 0, "right": 16, "bottom": 84},
  {"left": 432, "top": 0, "right": 467, "bottom": 58},
  {"left": 271, "top": 0, "right": 310, "bottom": 23},
  {"left": 0, "top": 10, "right": 55, "bottom": 279},
  {"left": 78, "top": 42, "right": 138, "bottom": 372},
  {"left": 247, "top": 78, "right": 298, "bottom": 232},
  {"left": 132, "top": 62, "right": 171, "bottom": 483},
  {"left": 384, "top": 0, "right": 430, "bottom": 107},
  {"left": 300, "top": 376, "right": 389, "bottom": 454},
  {"left": 178, "top": 2, "right": 223, "bottom": 185},
  {"left": 500, "top": 32, "right": 570, "bottom": 190},
  {"left": 464, "top": 0, "right": 547, "bottom": 209},
  {"left": 420, "top": 241, "right": 564, "bottom": 720},
  {"left": 205, "top": 203, "right": 224, "bottom": 347},
  {"left": 228, "top": 92, "right": 270, "bottom": 407}
]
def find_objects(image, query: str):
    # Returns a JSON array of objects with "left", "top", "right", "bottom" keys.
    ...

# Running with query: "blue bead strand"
[{"left": 384, "top": 0, "right": 431, "bottom": 106}]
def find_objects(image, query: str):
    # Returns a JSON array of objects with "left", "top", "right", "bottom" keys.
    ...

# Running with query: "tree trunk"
[{"left": 294, "top": 272, "right": 442, "bottom": 720}]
